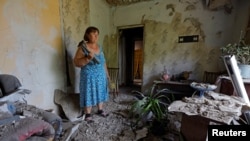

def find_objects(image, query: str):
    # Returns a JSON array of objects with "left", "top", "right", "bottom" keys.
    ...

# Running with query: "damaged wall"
[
  {"left": 60, "top": 0, "right": 110, "bottom": 93},
  {"left": 60, "top": 0, "right": 90, "bottom": 93},
  {"left": 0, "top": 0, "right": 64, "bottom": 112},
  {"left": 0, "top": 0, "right": 110, "bottom": 114},
  {"left": 0, "top": 0, "right": 249, "bottom": 112},
  {"left": 110, "top": 0, "right": 250, "bottom": 90}
]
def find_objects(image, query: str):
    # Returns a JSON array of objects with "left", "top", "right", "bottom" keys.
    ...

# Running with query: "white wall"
[{"left": 0, "top": 0, "right": 64, "bottom": 112}]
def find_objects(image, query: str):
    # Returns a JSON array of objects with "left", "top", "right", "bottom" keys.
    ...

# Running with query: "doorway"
[{"left": 118, "top": 26, "right": 144, "bottom": 88}]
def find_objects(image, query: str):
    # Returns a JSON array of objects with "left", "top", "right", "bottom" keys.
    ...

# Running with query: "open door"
[{"left": 118, "top": 26, "right": 144, "bottom": 88}]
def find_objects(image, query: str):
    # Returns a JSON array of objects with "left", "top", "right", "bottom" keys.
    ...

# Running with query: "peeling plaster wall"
[
  {"left": 60, "top": 0, "right": 90, "bottom": 93},
  {"left": 60, "top": 0, "right": 111, "bottom": 93},
  {"left": 1, "top": 0, "right": 249, "bottom": 111},
  {"left": 111, "top": 0, "right": 250, "bottom": 90},
  {"left": 90, "top": 0, "right": 114, "bottom": 66},
  {"left": 232, "top": 0, "right": 250, "bottom": 41},
  {"left": 90, "top": 0, "right": 110, "bottom": 45},
  {"left": 0, "top": 0, "right": 64, "bottom": 112}
]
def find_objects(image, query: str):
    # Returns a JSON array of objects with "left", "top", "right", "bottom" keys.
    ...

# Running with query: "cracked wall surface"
[
  {"left": 60, "top": 0, "right": 90, "bottom": 93},
  {"left": 0, "top": 0, "right": 250, "bottom": 111},
  {"left": 110, "top": 0, "right": 250, "bottom": 90},
  {"left": 60, "top": 0, "right": 110, "bottom": 93}
]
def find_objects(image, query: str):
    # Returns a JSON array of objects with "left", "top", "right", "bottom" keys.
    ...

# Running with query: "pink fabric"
[{"left": 0, "top": 117, "right": 55, "bottom": 141}]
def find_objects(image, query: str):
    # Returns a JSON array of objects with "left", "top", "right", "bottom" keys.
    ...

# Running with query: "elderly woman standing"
[{"left": 74, "top": 26, "right": 109, "bottom": 122}]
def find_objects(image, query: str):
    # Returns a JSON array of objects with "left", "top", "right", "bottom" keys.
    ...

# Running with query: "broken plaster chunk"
[
  {"left": 23, "top": 110, "right": 33, "bottom": 117},
  {"left": 183, "top": 97, "right": 205, "bottom": 104},
  {"left": 64, "top": 123, "right": 80, "bottom": 141},
  {"left": 54, "top": 89, "right": 81, "bottom": 122},
  {"left": 135, "top": 127, "right": 148, "bottom": 140}
]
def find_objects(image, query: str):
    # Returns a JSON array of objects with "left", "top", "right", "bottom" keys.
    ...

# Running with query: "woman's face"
[{"left": 88, "top": 31, "right": 99, "bottom": 43}]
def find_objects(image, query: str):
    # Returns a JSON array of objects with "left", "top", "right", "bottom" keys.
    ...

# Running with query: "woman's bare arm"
[{"left": 73, "top": 47, "right": 91, "bottom": 67}]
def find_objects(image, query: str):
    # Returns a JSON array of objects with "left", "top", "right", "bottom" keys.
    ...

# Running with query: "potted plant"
[
  {"left": 129, "top": 84, "right": 173, "bottom": 136},
  {"left": 220, "top": 38, "right": 250, "bottom": 78}
]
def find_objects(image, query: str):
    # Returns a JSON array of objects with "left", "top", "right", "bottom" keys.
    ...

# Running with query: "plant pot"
[
  {"left": 238, "top": 64, "right": 250, "bottom": 79},
  {"left": 150, "top": 120, "right": 167, "bottom": 136}
]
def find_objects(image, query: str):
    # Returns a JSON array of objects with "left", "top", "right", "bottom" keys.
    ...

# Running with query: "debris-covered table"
[{"left": 168, "top": 91, "right": 249, "bottom": 124}]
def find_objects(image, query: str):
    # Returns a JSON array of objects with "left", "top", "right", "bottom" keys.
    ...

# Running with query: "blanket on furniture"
[{"left": 0, "top": 74, "right": 63, "bottom": 140}]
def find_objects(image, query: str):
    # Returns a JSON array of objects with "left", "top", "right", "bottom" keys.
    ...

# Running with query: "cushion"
[
  {"left": 0, "top": 117, "right": 55, "bottom": 141},
  {"left": 0, "top": 89, "right": 28, "bottom": 103},
  {"left": 0, "top": 74, "right": 22, "bottom": 96},
  {"left": 0, "top": 102, "right": 15, "bottom": 120}
]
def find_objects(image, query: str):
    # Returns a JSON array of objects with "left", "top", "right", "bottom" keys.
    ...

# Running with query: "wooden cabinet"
[
  {"left": 219, "top": 77, "right": 250, "bottom": 99},
  {"left": 153, "top": 80, "right": 196, "bottom": 100}
]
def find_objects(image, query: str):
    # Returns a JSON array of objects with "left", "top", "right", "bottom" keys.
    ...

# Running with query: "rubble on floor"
[{"left": 56, "top": 87, "right": 182, "bottom": 141}]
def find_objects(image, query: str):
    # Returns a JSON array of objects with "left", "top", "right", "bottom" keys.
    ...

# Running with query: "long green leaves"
[{"left": 130, "top": 84, "right": 173, "bottom": 125}]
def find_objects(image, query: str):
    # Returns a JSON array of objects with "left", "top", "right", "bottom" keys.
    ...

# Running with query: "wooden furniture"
[
  {"left": 153, "top": 80, "right": 196, "bottom": 100},
  {"left": 175, "top": 90, "right": 244, "bottom": 141},
  {"left": 181, "top": 114, "right": 223, "bottom": 141},
  {"left": 202, "top": 71, "right": 226, "bottom": 84},
  {"left": 219, "top": 76, "right": 250, "bottom": 99},
  {"left": 108, "top": 67, "right": 119, "bottom": 98}
]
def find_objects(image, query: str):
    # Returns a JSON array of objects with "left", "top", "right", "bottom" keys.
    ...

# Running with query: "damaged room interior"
[{"left": 0, "top": 0, "right": 250, "bottom": 141}]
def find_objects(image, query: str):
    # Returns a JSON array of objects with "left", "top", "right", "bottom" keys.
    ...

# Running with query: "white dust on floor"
[{"left": 59, "top": 87, "right": 139, "bottom": 141}]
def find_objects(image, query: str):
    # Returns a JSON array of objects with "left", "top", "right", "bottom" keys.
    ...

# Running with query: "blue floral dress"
[{"left": 79, "top": 45, "right": 109, "bottom": 107}]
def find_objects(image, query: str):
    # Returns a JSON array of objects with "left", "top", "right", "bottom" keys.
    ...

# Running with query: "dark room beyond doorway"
[{"left": 118, "top": 26, "right": 144, "bottom": 88}]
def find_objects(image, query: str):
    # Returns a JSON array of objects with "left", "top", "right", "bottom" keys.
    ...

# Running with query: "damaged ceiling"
[
  {"left": 105, "top": 0, "right": 233, "bottom": 14},
  {"left": 105, "top": 0, "right": 153, "bottom": 6},
  {"left": 206, "top": 0, "right": 233, "bottom": 13}
]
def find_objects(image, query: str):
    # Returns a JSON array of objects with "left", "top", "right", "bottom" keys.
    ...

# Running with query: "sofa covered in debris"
[{"left": 0, "top": 74, "right": 62, "bottom": 141}]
